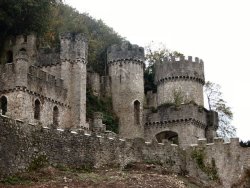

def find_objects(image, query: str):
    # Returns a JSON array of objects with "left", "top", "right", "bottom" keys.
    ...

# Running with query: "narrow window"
[
  {"left": 34, "top": 99, "right": 41, "bottom": 120},
  {"left": 0, "top": 96, "right": 7, "bottom": 115},
  {"left": 24, "top": 35, "right": 27, "bottom": 43},
  {"left": 53, "top": 106, "right": 59, "bottom": 126},
  {"left": 6, "top": 50, "right": 13, "bottom": 63},
  {"left": 134, "top": 100, "right": 140, "bottom": 125}
]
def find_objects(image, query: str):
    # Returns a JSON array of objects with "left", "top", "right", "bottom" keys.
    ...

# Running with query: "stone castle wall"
[
  {"left": 144, "top": 104, "right": 218, "bottom": 147},
  {"left": 0, "top": 89, "right": 70, "bottom": 128},
  {"left": 0, "top": 114, "right": 184, "bottom": 177},
  {"left": 0, "top": 114, "right": 249, "bottom": 188},
  {"left": 107, "top": 42, "right": 145, "bottom": 138},
  {"left": 186, "top": 138, "right": 250, "bottom": 188},
  {"left": 155, "top": 56, "right": 205, "bottom": 106}
]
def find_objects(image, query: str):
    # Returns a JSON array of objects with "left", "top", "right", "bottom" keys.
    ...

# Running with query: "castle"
[{"left": 0, "top": 33, "right": 249, "bottom": 187}]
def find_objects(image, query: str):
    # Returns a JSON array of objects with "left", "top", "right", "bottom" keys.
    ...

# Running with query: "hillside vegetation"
[{"left": 0, "top": 1, "right": 124, "bottom": 74}]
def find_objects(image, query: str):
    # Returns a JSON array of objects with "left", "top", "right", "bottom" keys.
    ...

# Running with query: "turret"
[
  {"left": 14, "top": 49, "right": 29, "bottom": 87},
  {"left": 107, "top": 42, "right": 145, "bottom": 138},
  {"left": 155, "top": 55, "right": 205, "bottom": 106},
  {"left": 59, "top": 33, "right": 88, "bottom": 128},
  {"left": 13, "top": 34, "right": 37, "bottom": 64}
]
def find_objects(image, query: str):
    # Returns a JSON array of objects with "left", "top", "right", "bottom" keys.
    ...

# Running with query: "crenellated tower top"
[
  {"left": 59, "top": 32, "right": 88, "bottom": 64},
  {"left": 107, "top": 42, "right": 145, "bottom": 63},
  {"left": 155, "top": 55, "right": 205, "bottom": 85}
]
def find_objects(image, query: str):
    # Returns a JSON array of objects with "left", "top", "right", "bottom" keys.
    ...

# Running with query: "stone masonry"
[
  {"left": 107, "top": 42, "right": 145, "bottom": 138},
  {"left": 0, "top": 33, "right": 88, "bottom": 129},
  {"left": 0, "top": 33, "right": 249, "bottom": 187}
]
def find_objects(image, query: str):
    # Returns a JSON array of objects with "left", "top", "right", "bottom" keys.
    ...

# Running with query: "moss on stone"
[{"left": 191, "top": 149, "right": 219, "bottom": 181}]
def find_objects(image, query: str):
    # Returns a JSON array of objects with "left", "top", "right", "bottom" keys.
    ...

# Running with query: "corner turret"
[
  {"left": 155, "top": 55, "right": 205, "bottom": 106},
  {"left": 107, "top": 42, "right": 145, "bottom": 139}
]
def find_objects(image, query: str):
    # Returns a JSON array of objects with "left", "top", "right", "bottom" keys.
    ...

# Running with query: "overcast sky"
[{"left": 65, "top": 0, "right": 250, "bottom": 141}]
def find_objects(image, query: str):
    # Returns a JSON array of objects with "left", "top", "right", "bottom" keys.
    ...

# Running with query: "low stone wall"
[
  {"left": 0, "top": 114, "right": 249, "bottom": 188},
  {"left": 0, "top": 114, "right": 184, "bottom": 177},
  {"left": 186, "top": 138, "right": 250, "bottom": 188}
]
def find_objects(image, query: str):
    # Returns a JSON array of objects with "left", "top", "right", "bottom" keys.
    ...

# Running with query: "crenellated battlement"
[
  {"left": 155, "top": 55, "right": 205, "bottom": 84},
  {"left": 59, "top": 32, "right": 88, "bottom": 64},
  {"left": 28, "top": 66, "right": 65, "bottom": 89},
  {"left": 107, "top": 42, "right": 145, "bottom": 63},
  {"left": 59, "top": 32, "right": 87, "bottom": 42},
  {"left": 0, "top": 113, "right": 179, "bottom": 150},
  {"left": 145, "top": 103, "right": 208, "bottom": 127}
]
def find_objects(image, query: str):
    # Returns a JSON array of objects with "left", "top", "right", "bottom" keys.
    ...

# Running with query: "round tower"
[
  {"left": 14, "top": 50, "right": 29, "bottom": 87},
  {"left": 59, "top": 33, "right": 88, "bottom": 128},
  {"left": 155, "top": 56, "right": 205, "bottom": 106},
  {"left": 107, "top": 42, "right": 145, "bottom": 138}
]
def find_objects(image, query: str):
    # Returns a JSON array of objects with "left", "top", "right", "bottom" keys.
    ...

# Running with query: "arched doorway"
[
  {"left": 155, "top": 131, "right": 179, "bottom": 144},
  {"left": 53, "top": 106, "right": 59, "bottom": 127},
  {"left": 134, "top": 100, "right": 140, "bottom": 125},
  {"left": 0, "top": 96, "right": 7, "bottom": 115},
  {"left": 34, "top": 99, "right": 41, "bottom": 120}
]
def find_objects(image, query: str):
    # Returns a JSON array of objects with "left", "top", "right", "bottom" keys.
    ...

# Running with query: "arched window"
[
  {"left": 134, "top": 100, "right": 140, "bottom": 125},
  {"left": 53, "top": 106, "right": 59, "bottom": 126},
  {"left": 155, "top": 131, "right": 179, "bottom": 145},
  {"left": 6, "top": 50, "right": 13, "bottom": 63},
  {"left": 34, "top": 99, "right": 41, "bottom": 120},
  {"left": 0, "top": 96, "right": 7, "bottom": 115}
]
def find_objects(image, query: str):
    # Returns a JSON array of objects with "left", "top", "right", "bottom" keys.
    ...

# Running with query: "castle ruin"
[{"left": 0, "top": 33, "right": 249, "bottom": 187}]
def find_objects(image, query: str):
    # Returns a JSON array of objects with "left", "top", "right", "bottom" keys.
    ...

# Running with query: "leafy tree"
[
  {"left": 0, "top": 0, "right": 59, "bottom": 40},
  {"left": 40, "top": 3, "right": 124, "bottom": 74},
  {"left": 144, "top": 42, "right": 183, "bottom": 93},
  {"left": 204, "top": 81, "right": 236, "bottom": 139}
]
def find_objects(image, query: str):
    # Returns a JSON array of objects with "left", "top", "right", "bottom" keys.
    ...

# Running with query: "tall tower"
[
  {"left": 155, "top": 56, "right": 205, "bottom": 106},
  {"left": 59, "top": 33, "right": 88, "bottom": 128},
  {"left": 107, "top": 42, "right": 145, "bottom": 138}
]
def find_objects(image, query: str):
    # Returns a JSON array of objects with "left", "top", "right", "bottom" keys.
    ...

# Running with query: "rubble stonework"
[
  {"left": 0, "top": 33, "right": 249, "bottom": 187},
  {"left": 0, "top": 114, "right": 249, "bottom": 188}
]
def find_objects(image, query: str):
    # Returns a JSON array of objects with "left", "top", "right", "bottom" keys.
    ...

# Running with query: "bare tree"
[{"left": 204, "top": 81, "right": 236, "bottom": 139}]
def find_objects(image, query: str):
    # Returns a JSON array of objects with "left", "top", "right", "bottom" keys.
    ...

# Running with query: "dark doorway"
[
  {"left": 0, "top": 96, "right": 7, "bottom": 115},
  {"left": 156, "top": 131, "right": 179, "bottom": 144}
]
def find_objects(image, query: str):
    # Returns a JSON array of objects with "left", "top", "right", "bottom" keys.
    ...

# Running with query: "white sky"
[{"left": 65, "top": 0, "right": 250, "bottom": 141}]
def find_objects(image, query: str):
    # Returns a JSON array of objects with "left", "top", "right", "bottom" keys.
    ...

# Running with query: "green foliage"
[
  {"left": 0, "top": 2, "right": 123, "bottom": 74},
  {"left": 28, "top": 155, "right": 48, "bottom": 171},
  {"left": 173, "top": 89, "right": 184, "bottom": 106},
  {"left": 0, "top": 176, "right": 31, "bottom": 185},
  {"left": 41, "top": 3, "right": 124, "bottom": 74},
  {"left": 0, "top": 0, "right": 59, "bottom": 41},
  {"left": 191, "top": 149, "right": 219, "bottom": 181},
  {"left": 144, "top": 42, "right": 183, "bottom": 94},
  {"left": 86, "top": 89, "right": 119, "bottom": 133},
  {"left": 204, "top": 81, "right": 236, "bottom": 139}
]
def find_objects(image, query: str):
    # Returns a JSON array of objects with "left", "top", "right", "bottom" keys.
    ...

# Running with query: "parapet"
[
  {"left": 107, "top": 42, "right": 145, "bottom": 63},
  {"left": 59, "top": 32, "right": 88, "bottom": 63},
  {"left": 154, "top": 55, "right": 205, "bottom": 85},
  {"left": 145, "top": 103, "right": 207, "bottom": 129},
  {"left": 28, "top": 65, "right": 65, "bottom": 91},
  {"left": 59, "top": 32, "right": 87, "bottom": 42}
]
